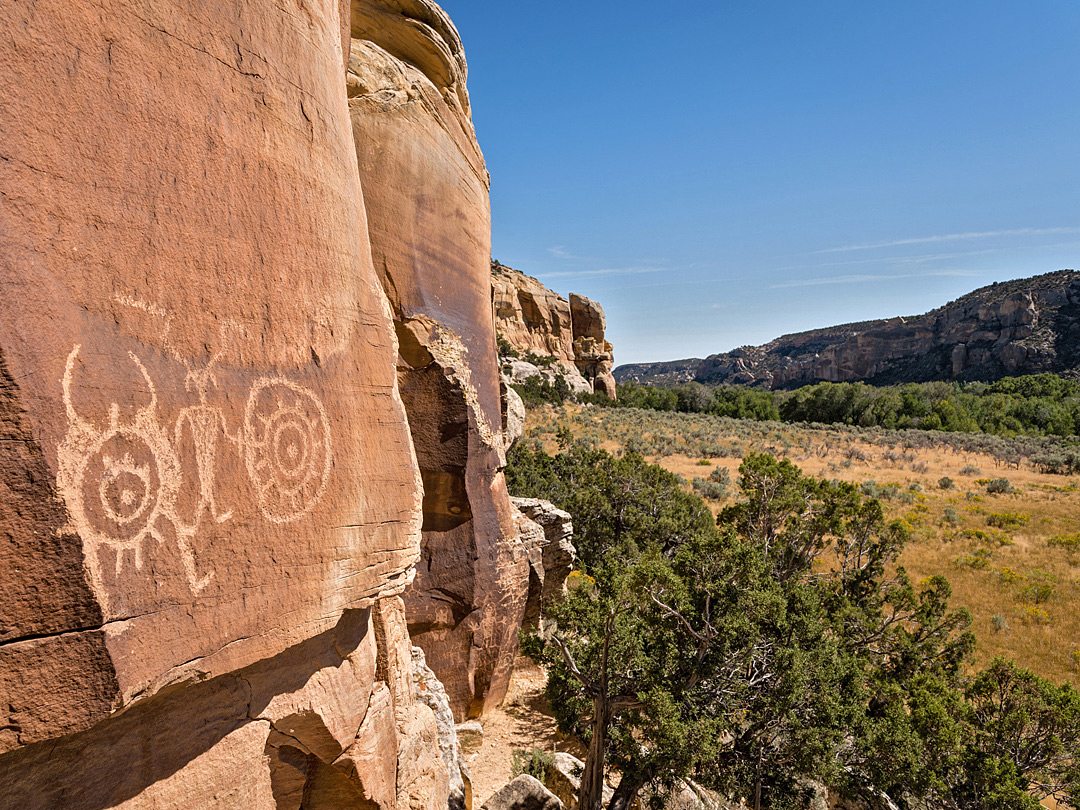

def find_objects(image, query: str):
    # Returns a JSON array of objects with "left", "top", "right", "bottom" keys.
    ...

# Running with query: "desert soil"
[{"left": 468, "top": 657, "right": 585, "bottom": 806}]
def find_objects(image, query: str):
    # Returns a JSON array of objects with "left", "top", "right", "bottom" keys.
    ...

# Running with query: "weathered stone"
[
  {"left": 625, "top": 270, "right": 1080, "bottom": 388},
  {"left": 502, "top": 359, "right": 592, "bottom": 396},
  {"left": 492, "top": 263, "right": 616, "bottom": 399},
  {"left": 492, "top": 262, "right": 576, "bottom": 361},
  {"left": 348, "top": 7, "right": 530, "bottom": 722},
  {"left": 482, "top": 775, "right": 565, "bottom": 810},
  {"left": 0, "top": 0, "right": 483, "bottom": 806},
  {"left": 542, "top": 753, "right": 611, "bottom": 810},
  {"left": 511, "top": 498, "right": 575, "bottom": 629},
  {"left": 501, "top": 381, "right": 527, "bottom": 452},
  {"left": 413, "top": 646, "right": 471, "bottom": 810},
  {"left": 455, "top": 720, "right": 485, "bottom": 757},
  {"left": 663, "top": 779, "right": 729, "bottom": 810}
]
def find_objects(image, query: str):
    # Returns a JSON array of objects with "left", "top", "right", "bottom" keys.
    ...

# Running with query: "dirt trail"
[{"left": 468, "top": 657, "right": 585, "bottom": 806}]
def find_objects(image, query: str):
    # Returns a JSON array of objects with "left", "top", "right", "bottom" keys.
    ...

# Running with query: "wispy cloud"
[
  {"left": 537, "top": 267, "right": 665, "bottom": 279},
  {"left": 548, "top": 245, "right": 587, "bottom": 261},
  {"left": 771, "top": 270, "right": 977, "bottom": 289},
  {"left": 819, "top": 227, "right": 1080, "bottom": 254}
]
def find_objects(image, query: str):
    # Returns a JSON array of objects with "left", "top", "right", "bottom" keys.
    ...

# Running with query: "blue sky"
[{"left": 441, "top": 1, "right": 1080, "bottom": 366}]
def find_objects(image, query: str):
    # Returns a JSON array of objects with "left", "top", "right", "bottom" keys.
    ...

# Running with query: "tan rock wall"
[
  {"left": 347, "top": 6, "right": 530, "bottom": 721},
  {"left": 492, "top": 263, "right": 576, "bottom": 362},
  {"left": 492, "top": 265, "right": 617, "bottom": 399},
  {"left": 0, "top": 0, "right": 464, "bottom": 807}
]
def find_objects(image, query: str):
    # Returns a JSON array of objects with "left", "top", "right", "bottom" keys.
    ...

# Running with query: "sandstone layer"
[
  {"left": 348, "top": 9, "right": 530, "bottom": 721},
  {"left": 616, "top": 270, "right": 1080, "bottom": 389},
  {"left": 0, "top": 0, "right": 496, "bottom": 807},
  {"left": 510, "top": 498, "right": 576, "bottom": 630},
  {"left": 491, "top": 262, "right": 617, "bottom": 399}
]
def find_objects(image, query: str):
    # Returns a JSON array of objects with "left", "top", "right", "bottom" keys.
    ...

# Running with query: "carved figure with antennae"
[
  {"left": 57, "top": 339, "right": 334, "bottom": 602},
  {"left": 58, "top": 345, "right": 213, "bottom": 597}
]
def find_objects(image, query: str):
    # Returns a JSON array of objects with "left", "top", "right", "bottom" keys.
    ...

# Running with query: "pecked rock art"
[
  {"left": 0, "top": 0, "right": 480, "bottom": 805},
  {"left": 59, "top": 343, "right": 333, "bottom": 599}
]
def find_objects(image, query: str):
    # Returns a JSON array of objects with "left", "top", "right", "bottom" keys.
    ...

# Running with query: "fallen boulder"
[{"left": 482, "top": 775, "right": 565, "bottom": 810}]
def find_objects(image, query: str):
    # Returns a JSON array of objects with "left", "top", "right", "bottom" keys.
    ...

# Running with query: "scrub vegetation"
[{"left": 506, "top": 399, "right": 1080, "bottom": 809}]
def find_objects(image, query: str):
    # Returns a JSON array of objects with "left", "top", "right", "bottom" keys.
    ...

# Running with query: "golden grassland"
[{"left": 522, "top": 404, "right": 1080, "bottom": 687}]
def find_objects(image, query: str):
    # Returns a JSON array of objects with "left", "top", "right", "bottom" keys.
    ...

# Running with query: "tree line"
[
  {"left": 507, "top": 442, "right": 1080, "bottom": 810},
  {"left": 609, "top": 374, "right": 1080, "bottom": 438}
]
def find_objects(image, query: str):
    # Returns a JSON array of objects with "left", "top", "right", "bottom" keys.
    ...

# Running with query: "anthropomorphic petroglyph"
[
  {"left": 58, "top": 343, "right": 333, "bottom": 603},
  {"left": 175, "top": 356, "right": 236, "bottom": 529}
]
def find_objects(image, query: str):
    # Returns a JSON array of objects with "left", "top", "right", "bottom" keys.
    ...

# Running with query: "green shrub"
[
  {"left": 986, "top": 511, "right": 1028, "bottom": 529},
  {"left": 511, "top": 747, "right": 555, "bottom": 782},
  {"left": 692, "top": 477, "right": 728, "bottom": 501},
  {"left": 497, "top": 335, "right": 520, "bottom": 359},
  {"left": 938, "top": 476, "right": 954, "bottom": 490},
  {"left": 1048, "top": 532, "right": 1080, "bottom": 550},
  {"left": 1020, "top": 571, "right": 1057, "bottom": 604},
  {"left": 985, "top": 477, "right": 1014, "bottom": 495},
  {"left": 956, "top": 548, "right": 993, "bottom": 569}
]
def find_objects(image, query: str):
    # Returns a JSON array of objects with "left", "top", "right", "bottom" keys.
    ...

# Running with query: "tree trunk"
[
  {"left": 753, "top": 743, "right": 763, "bottom": 810},
  {"left": 606, "top": 760, "right": 656, "bottom": 810},
  {"left": 579, "top": 698, "right": 612, "bottom": 810}
]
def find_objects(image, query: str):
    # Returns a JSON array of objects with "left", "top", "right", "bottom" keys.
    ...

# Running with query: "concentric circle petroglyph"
[
  {"left": 60, "top": 346, "right": 333, "bottom": 600},
  {"left": 243, "top": 378, "right": 332, "bottom": 524}
]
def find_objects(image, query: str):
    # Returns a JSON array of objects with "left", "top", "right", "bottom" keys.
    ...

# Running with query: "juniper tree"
[{"left": 507, "top": 445, "right": 1075, "bottom": 810}]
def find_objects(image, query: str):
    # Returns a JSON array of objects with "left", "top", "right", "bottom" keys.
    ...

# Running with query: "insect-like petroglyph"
[{"left": 58, "top": 344, "right": 333, "bottom": 598}]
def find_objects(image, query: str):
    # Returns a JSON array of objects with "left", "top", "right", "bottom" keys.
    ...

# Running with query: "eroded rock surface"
[
  {"left": 348, "top": 8, "right": 530, "bottom": 721},
  {"left": 482, "top": 775, "right": 565, "bottom": 810},
  {"left": 510, "top": 498, "right": 576, "bottom": 630},
  {"left": 0, "top": 0, "right": 488, "bottom": 807},
  {"left": 413, "top": 646, "right": 472, "bottom": 810},
  {"left": 619, "top": 270, "right": 1080, "bottom": 389},
  {"left": 492, "top": 262, "right": 617, "bottom": 399}
]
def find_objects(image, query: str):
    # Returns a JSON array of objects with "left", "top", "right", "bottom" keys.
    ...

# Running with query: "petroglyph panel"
[{"left": 59, "top": 345, "right": 334, "bottom": 605}]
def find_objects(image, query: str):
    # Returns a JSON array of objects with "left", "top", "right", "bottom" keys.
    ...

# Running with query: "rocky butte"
[
  {"left": 491, "top": 261, "right": 617, "bottom": 399},
  {"left": 616, "top": 269, "right": 1080, "bottom": 389},
  {"left": 0, "top": 2, "right": 561, "bottom": 808}
]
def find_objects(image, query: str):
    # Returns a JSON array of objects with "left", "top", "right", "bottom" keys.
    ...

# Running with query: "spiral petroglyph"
[{"left": 58, "top": 345, "right": 333, "bottom": 600}]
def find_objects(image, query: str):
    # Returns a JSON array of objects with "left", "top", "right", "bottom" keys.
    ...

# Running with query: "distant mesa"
[
  {"left": 615, "top": 269, "right": 1080, "bottom": 389},
  {"left": 492, "top": 260, "right": 617, "bottom": 399}
]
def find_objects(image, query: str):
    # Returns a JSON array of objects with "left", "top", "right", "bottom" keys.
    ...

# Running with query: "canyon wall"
[
  {"left": 491, "top": 262, "right": 617, "bottom": 399},
  {"left": 348, "top": 2, "right": 529, "bottom": 722},
  {"left": 617, "top": 270, "right": 1080, "bottom": 389},
  {"left": 0, "top": 0, "right": 517, "bottom": 806}
]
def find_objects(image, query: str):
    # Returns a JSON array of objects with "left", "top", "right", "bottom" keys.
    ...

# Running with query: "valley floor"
[{"left": 522, "top": 405, "right": 1080, "bottom": 686}]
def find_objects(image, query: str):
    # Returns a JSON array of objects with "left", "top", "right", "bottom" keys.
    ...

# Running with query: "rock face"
[
  {"left": 613, "top": 358, "right": 704, "bottom": 387},
  {"left": 619, "top": 270, "right": 1080, "bottom": 389},
  {"left": 348, "top": 7, "right": 530, "bottom": 721},
  {"left": 482, "top": 775, "right": 565, "bottom": 810},
  {"left": 412, "top": 646, "right": 471, "bottom": 810},
  {"left": 492, "top": 262, "right": 617, "bottom": 399},
  {"left": 511, "top": 498, "right": 576, "bottom": 630},
  {"left": 0, "top": 0, "right": 509, "bottom": 807}
]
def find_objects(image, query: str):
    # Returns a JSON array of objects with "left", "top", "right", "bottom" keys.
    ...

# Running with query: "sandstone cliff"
[
  {"left": 616, "top": 270, "right": 1080, "bottom": 389},
  {"left": 0, "top": 1, "right": 524, "bottom": 807},
  {"left": 348, "top": 7, "right": 529, "bottom": 723},
  {"left": 491, "top": 262, "right": 617, "bottom": 399}
]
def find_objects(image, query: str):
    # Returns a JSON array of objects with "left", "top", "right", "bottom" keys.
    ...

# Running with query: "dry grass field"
[{"left": 521, "top": 404, "right": 1080, "bottom": 687}]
